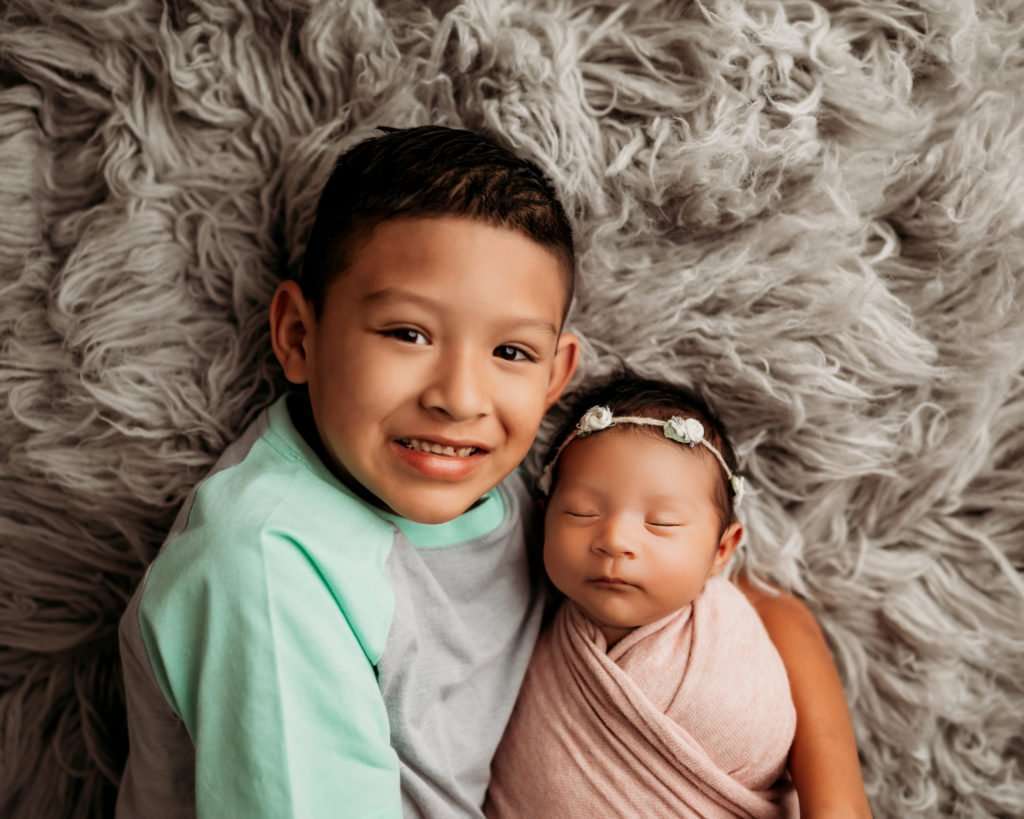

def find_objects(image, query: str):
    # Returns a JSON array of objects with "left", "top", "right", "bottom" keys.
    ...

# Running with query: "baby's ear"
[{"left": 711, "top": 521, "right": 743, "bottom": 576}]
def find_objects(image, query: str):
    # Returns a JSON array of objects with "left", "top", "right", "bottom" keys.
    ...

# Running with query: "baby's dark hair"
[
  {"left": 299, "top": 125, "right": 576, "bottom": 317},
  {"left": 543, "top": 371, "right": 742, "bottom": 527}
]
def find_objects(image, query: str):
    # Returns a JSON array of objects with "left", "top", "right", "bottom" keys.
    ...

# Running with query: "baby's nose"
[{"left": 592, "top": 521, "right": 637, "bottom": 559}]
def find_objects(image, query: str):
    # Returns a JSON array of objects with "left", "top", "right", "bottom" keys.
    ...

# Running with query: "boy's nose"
[{"left": 421, "top": 350, "right": 491, "bottom": 422}]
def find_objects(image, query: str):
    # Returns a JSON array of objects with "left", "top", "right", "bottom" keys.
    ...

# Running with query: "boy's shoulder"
[
  {"left": 139, "top": 395, "right": 396, "bottom": 616},
  {"left": 137, "top": 395, "right": 535, "bottom": 621}
]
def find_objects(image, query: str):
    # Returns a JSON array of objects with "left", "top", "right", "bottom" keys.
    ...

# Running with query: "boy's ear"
[
  {"left": 544, "top": 331, "right": 581, "bottom": 409},
  {"left": 710, "top": 521, "right": 744, "bottom": 576},
  {"left": 269, "top": 280, "right": 317, "bottom": 385}
]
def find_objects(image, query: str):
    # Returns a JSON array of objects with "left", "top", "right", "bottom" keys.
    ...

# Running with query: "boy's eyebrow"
[{"left": 362, "top": 287, "right": 558, "bottom": 336}]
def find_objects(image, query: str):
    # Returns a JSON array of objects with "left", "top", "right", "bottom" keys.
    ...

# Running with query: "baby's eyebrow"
[{"left": 647, "top": 493, "right": 692, "bottom": 507}]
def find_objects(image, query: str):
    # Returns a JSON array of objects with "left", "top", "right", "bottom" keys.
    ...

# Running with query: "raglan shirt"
[{"left": 116, "top": 394, "right": 544, "bottom": 819}]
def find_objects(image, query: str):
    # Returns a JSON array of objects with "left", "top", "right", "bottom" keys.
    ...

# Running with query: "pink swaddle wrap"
[{"left": 485, "top": 576, "right": 797, "bottom": 818}]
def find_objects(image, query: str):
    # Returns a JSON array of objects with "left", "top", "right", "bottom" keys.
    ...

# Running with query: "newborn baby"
[{"left": 486, "top": 375, "right": 797, "bottom": 819}]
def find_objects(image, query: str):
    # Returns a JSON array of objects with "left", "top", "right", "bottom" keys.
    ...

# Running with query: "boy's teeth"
[{"left": 401, "top": 438, "right": 477, "bottom": 457}]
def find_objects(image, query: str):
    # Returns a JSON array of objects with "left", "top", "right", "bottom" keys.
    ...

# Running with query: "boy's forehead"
[
  {"left": 351, "top": 215, "right": 562, "bottom": 270},
  {"left": 327, "top": 216, "right": 569, "bottom": 322}
]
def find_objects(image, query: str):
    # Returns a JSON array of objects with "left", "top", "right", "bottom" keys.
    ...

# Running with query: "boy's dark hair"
[
  {"left": 299, "top": 125, "right": 576, "bottom": 317},
  {"left": 543, "top": 371, "right": 742, "bottom": 527}
]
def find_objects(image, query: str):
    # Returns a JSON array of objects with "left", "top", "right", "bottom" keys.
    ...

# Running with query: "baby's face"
[
  {"left": 294, "top": 216, "right": 577, "bottom": 524},
  {"left": 543, "top": 427, "right": 739, "bottom": 645}
]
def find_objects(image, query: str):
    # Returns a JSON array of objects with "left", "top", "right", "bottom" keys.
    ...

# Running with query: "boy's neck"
[{"left": 287, "top": 392, "right": 391, "bottom": 512}]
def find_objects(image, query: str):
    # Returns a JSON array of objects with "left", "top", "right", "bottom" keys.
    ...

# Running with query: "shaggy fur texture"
[{"left": 1, "top": 1, "right": 1022, "bottom": 817}]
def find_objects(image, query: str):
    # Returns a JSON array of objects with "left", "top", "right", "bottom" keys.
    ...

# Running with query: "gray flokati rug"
[{"left": 1, "top": 1, "right": 1022, "bottom": 817}]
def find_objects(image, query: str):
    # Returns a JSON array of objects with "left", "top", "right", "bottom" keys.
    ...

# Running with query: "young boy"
[{"left": 117, "top": 126, "right": 869, "bottom": 819}]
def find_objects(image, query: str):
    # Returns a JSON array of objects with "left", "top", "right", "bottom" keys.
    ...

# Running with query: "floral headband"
[{"left": 537, "top": 405, "right": 746, "bottom": 504}]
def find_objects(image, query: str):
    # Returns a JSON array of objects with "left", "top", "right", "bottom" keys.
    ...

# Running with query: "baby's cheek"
[
  {"left": 542, "top": 539, "right": 562, "bottom": 576},
  {"left": 644, "top": 557, "right": 691, "bottom": 605},
  {"left": 542, "top": 539, "right": 575, "bottom": 589}
]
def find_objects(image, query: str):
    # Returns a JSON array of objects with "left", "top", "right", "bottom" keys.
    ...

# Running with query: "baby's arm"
[{"left": 736, "top": 576, "right": 872, "bottom": 819}]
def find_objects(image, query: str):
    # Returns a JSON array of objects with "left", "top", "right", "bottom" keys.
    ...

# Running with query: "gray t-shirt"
[{"left": 117, "top": 394, "right": 544, "bottom": 818}]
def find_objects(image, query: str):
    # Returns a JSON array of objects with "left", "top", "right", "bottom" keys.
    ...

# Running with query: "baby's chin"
[
  {"left": 568, "top": 593, "right": 694, "bottom": 636},
  {"left": 567, "top": 597, "right": 645, "bottom": 631}
]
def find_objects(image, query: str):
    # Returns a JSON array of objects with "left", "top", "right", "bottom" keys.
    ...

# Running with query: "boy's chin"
[{"left": 385, "top": 487, "right": 491, "bottom": 524}]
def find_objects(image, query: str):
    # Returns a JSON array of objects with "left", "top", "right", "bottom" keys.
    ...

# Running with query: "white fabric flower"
[
  {"left": 664, "top": 416, "right": 704, "bottom": 446},
  {"left": 683, "top": 418, "right": 705, "bottom": 443},
  {"left": 577, "top": 405, "right": 614, "bottom": 435},
  {"left": 730, "top": 475, "right": 746, "bottom": 505}
]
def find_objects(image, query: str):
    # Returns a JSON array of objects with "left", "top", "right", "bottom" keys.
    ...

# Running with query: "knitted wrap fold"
[{"left": 486, "top": 578, "right": 797, "bottom": 818}]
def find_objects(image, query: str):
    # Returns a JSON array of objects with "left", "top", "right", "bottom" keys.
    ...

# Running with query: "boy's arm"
[
  {"left": 138, "top": 528, "right": 401, "bottom": 819},
  {"left": 736, "top": 575, "right": 873, "bottom": 819}
]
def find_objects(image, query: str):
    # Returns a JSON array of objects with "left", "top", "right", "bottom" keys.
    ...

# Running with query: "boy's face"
[
  {"left": 542, "top": 428, "right": 741, "bottom": 647},
  {"left": 271, "top": 216, "right": 579, "bottom": 524}
]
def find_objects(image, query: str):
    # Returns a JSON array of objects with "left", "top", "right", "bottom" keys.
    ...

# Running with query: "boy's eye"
[
  {"left": 648, "top": 521, "right": 682, "bottom": 528},
  {"left": 383, "top": 328, "right": 429, "bottom": 345},
  {"left": 494, "top": 344, "right": 534, "bottom": 362},
  {"left": 565, "top": 510, "right": 598, "bottom": 519}
]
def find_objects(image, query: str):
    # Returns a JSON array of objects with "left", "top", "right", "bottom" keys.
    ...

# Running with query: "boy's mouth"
[{"left": 396, "top": 438, "right": 485, "bottom": 458}]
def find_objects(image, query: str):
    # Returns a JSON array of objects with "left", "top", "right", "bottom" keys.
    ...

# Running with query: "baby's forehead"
[{"left": 556, "top": 427, "right": 721, "bottom": 493}]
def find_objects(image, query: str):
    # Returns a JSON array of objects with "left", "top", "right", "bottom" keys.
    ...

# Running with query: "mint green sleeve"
[{"left": 137, "top": 524, "right": 401, "bottom": 819}]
